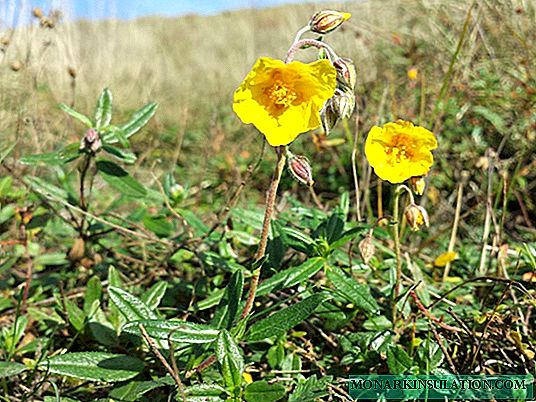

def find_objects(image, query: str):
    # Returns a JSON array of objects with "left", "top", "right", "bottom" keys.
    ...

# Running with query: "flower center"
[
  {"left": 384, "top": 134, "right": 416, "bottom": 165},
  {"left": 266, "top": 79, "right": 297, "bottom": 110}
]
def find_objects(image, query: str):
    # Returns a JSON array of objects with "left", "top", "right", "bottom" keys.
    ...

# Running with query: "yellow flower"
[
  {"left": 434, "top": 251, "right": 458, "bottom": 267},
  {"left": 365, "top": 120, "right": 437, "bottom": 183},
  {"left": 233, "top": 57, "right": 336, "bottom": 146},
  {"left": 407, "top": 67, "right": 418, "bottom": 81}
]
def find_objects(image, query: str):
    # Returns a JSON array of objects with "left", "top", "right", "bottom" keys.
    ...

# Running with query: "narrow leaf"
[
  {"left": 216, "top": 330, "right": 244, "bottom": 394},
  {"left": 245, "top": 381, "right": 286, "bottom": 402},
  {"left": 257, "top": 257, "right": 324, "bottom": 297},
  {"left": 141, "top": 282, "right": 167, "bottom": 311},
  {"left": 96, "top": 159, "right": 147, "bottom": 197},
  {"left": 102, "top": 145, "right": 136, "bottom": 164},
  {"left": 122, "top": 319, "right": 219, "bottom": 344},
  {"left": 108, "top": 286, "right": 157, "bottom": 322},
  {"left": 326, "top": 266, "right": 379, "bottom": 314},
  {"left": 212, "top": 270, "right": 244, "bottom": 330},
  {"left": 0, "top": 361, "right": 28, "bottom": 379},
  {"left": 39, "top": 352, "right": 143, "bottom": 382},
  {"left": 95, "top": 88, "right": 113, "bottom": 128},
  {"left": 114, "top": 102, "right": 158, "bottom": 141},
  {"left": 59, "top": 103, "right": 93, "bottom": 127},
  {"left": 247, "top": 293, "right": 331, "bottom": 341}
]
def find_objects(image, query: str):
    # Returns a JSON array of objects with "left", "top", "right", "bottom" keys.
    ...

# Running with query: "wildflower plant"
[
  {"left": 233, "top": 10, "right": 355, "bottom": 321},
  {"left": 363, "top": 119, "right": 437, "bottom": 324}
]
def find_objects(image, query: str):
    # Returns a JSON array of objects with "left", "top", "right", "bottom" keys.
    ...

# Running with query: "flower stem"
[
  {"left": 391, "top": 185, "right": 403, "bottom": 326},
  {"left": 240, "top": 145, "right": 287, "bottom": 320},
  {"left": 285, "top": 39, "right": 337, "bottom": 63}
]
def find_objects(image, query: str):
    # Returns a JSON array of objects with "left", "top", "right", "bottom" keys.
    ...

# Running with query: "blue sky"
[{"left": 7, "top": 0, "right": 327, "bottom": 23}]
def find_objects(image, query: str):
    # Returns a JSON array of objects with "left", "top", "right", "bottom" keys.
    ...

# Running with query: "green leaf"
[
  {"left": 177, "top": 208, "right": 209, "bottom": 236},
  {"left": 278, "top": 226, "right": 313, "bottom": 254},
  {"left": 245, "top": 381, "right": 285, "bottom": 402},
  {"left": 39, "top": 352, "right": 143, "bottom": 382},
  {"left": 0, "top": 361, "right": 28, "bottom": 378},
  {"left": 19, "top": 146, "right": 81, "bottom": 166},
  {"left": 387, "top": 345, "right": 414, "bottom": 374},
  {"left": 288, "top": 375, "right": 331, "bottom": 402},
  {"left": 109, "top": 378, "right": 173, "bottom": 401},
  {"left": 363, "top": 315, "right": 393, "bottom": 331},
  {"left": 141, "top": 282, "right": 167, "bottom": 311},
  {"left": 143, "top": 214, "right": 173, "bottom": 238},
  {"left": 95, "top": 88, "right": 113, "bottom": 128},
  {"left": 473, "top": 105, "right": 506, "bottom": 134},
  {"left": 104, "top": 126, "right": 130, "bottom": 147},
  {"left": 108, "top": 286, "right": 157, "bottom": 322},
  {"left": 24, "top": 176, "right": 68, "bottom": 201},
  {"left": 96, "top": 159, "right": 147, "bottom": 198},
  {"left": 326, "top": 266, "right": 379, "bottom": 314},
  {"left": 257, "top": 257, "right": 324, "bottom": 297},
  {"left": 216, "top": 330, "right": 244, "bottom": 394},
  {"left": 212, "top": 270, "right": 244, "bottom": 330},
  {"left": 65, "top": 299, "right": 86, "bottom": 332},
  {"left": 102, "top": 145, "right": 136, "bottom": 164},
  {"left": 0, "top": 142, "right": 16, "bottom": 163},
  {"left": 84, "top": 276, "right": 102, "bottom": 315},
  {"left": 59, "top": 103, "right": 93, "bottom": 127},
  {"left": 34, "top": 253, "right": 68, "bottom": 266},
  {"left": 110, "top": 102, "right": 158, "bottom": 141},
  {"left": 247, "top": 293, "right": 331, "bottom": 341},
  {"left": 184, "top": 384, "right": 228, "bottom": 400},
  {"left": 122, "top": 319, "right": 219, "bottom": 344}
]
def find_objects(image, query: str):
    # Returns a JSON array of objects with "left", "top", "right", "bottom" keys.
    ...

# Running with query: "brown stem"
[
  {"left": 139, "top": 324, "right": 186, "bottom": 401},
  {"left": 410, "top": 291, "right": 462, "bottom": 333},
  {"left": 240, "top": 145, "right": 286, "bottom": 320}
]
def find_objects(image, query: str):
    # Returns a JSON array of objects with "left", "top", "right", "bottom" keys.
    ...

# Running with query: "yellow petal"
[
  {"left": 233, "top": 57, "right": 336, "bottom": 146},
  {"left": 434, "top": 251, "right": 458, "bottom": 267}
]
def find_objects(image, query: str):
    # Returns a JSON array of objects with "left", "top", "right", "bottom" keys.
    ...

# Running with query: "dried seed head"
[
  {"left": 68, "top": 66, "right": 77, "bottom": 78},
  {"left": 10, "top": 60, "right": 23, "bottom": 72},
  {"left": 333, "top": 57, "right": 357, "bottom": 90},
  {"left": 309, "top": 10, "right": 351, "bottom": 34},
  {"left": 80, "top": 128, "right": 102, "bottom": 153},
  {"left": 332, "top": 88, "right": 355, "bottom": 120},
  {"left": 358, "top": 231, "right": 376, "bottom": 264},
  {"left": 39, "top": 17, "right": 55, "bottom": 29},
  {"left": 320, "top": 100, "right": 339, "bottom": 135},
  {"left": 68, "top": 238, "right": 85, "bottom": 261},
  {"left": 409, "top": 176, "right": 426, "bottom": 196},
  {"left": 404, "top": 203, "right": 429, "bottom": 231},
  {"left": 287, "top": 152, "right": 314, "bottom": 186}
]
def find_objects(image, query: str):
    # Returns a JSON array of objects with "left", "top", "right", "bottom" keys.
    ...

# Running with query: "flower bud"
[
  {"left": 359, "top": 231, "right": 376, "bottom": 264},
  {"left": 287, "top": 152, "right": 314, "bottom": 186},
  {"left": 309, "top": 10, "right": 351, "bottom": 34},
  {"left": 404, "top": 203, "right": 429, "bottom": 231},
  {"left": 332, "top": 88, "right": 355, "bottom": 120},
  {"left": 80, "top": 128, "right": 102, "bottom": 153},
  {"left": 32, "top": 7, "right": 44, "bottom": 18},
  {"left": 334, "top": 57, "right": 357, "bottom": 90},
  {"left": 409, "top": 176, "right": 426, "bottom": 196},
  {"left": 10, "top": 60, "right": 23, "bottom": 72},
  {"left": 170, "top": 183, "right": 186, "bottom": 203},
  {"left": 320, "top": 101, "right": 339, "bottom": 135}
]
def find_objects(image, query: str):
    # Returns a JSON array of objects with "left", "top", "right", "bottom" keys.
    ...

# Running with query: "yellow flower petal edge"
[
  {"left": 233, "top": 57, "right": 337, "bottom": 146},
  {"left": 364, "top": 120, "right": 438, "bottom": 184},
  {"left": 434, "top": 251, "right": 458, "bottom": 267}
]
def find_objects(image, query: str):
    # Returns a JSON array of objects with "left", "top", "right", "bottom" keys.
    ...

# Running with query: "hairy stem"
[
  {"left": 285, "top": 38, "right": 337, "bottom": 63},
  {"left": 391, "top": 186, "right": 403, "bottom": 325},
  {"left": 240, "top": 145, "right": 286, "bottom": 320}
]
